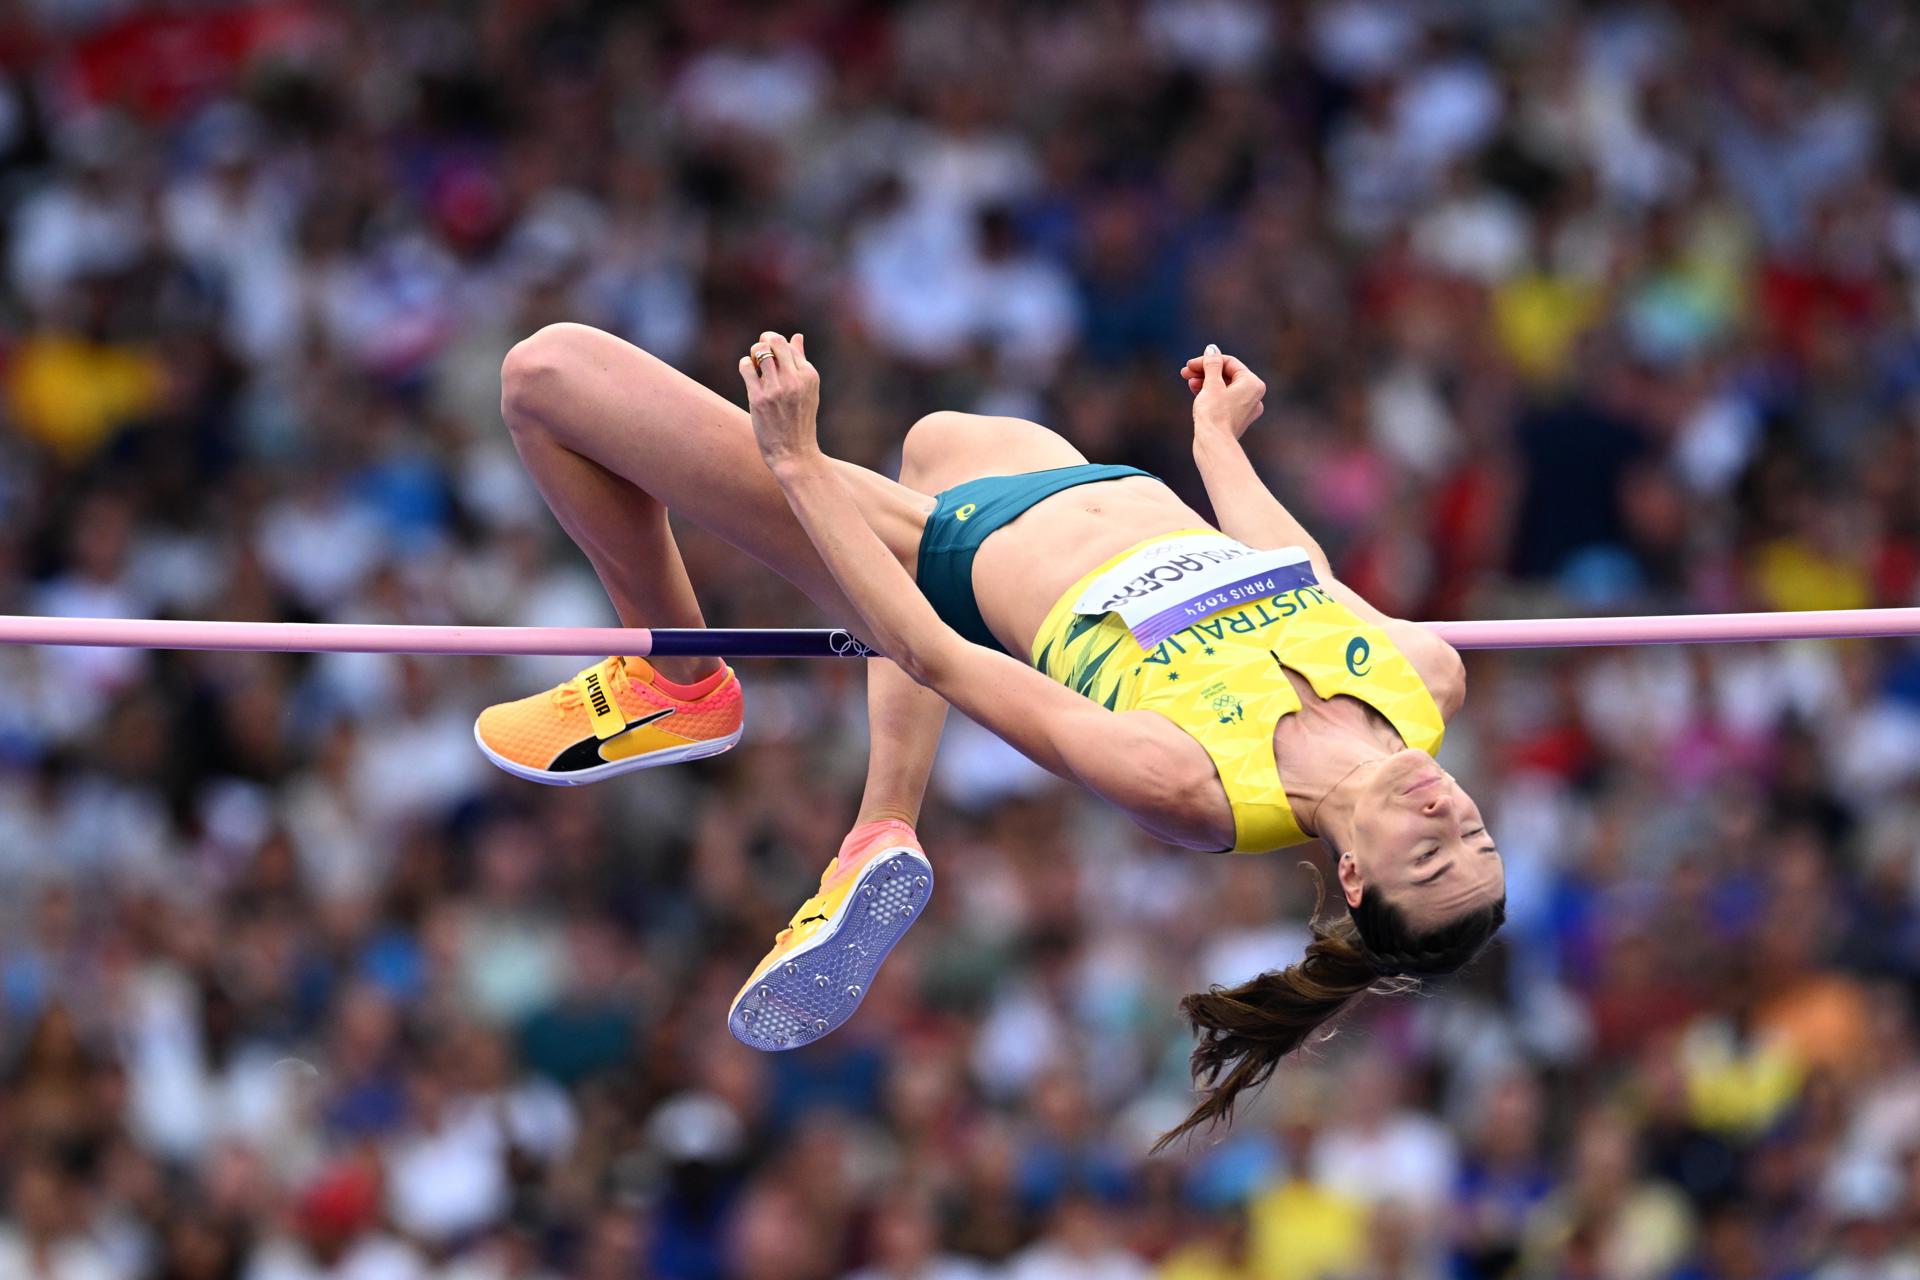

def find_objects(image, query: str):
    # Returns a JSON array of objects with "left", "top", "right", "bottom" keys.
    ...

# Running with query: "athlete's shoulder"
[
  {"left": 1321, "top": 578, "right": 1464, "bottom": 719},
  {"left": 1389, "top": 620, "right": 1465, "bottom": 719},
  {"left": 1089, "top": 709, "right": 1228, "bottom": 842},
  {"left": 1423, "top": 637, "right": 1467, "bottom": 719}
]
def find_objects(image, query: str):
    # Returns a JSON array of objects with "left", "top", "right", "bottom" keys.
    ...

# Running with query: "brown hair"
[{"left": 1152, "top": 866, "right": 1505, "bottom": 1152}]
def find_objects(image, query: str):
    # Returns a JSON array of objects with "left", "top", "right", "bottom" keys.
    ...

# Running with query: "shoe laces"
[
  {"left": 550, "top": 656, "right": 635, "bottom": 710},
  {"left": 775, "top": 856, "right": 841, "bottom": 946}
]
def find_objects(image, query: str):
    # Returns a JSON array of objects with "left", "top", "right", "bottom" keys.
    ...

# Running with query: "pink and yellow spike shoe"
[
  {"left": 473, "top": 656, "right": 743, "bottom": 785},
  {"left": 729, "top": 819, "right": 933, "bottom": 1051}
]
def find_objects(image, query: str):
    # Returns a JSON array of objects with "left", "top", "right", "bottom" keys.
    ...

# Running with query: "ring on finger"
[{"left": 752, "top": 348, "right": 775, "bottom": 369}]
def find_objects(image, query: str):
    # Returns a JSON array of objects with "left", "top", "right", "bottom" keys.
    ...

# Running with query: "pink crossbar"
[
  {"left": 0, "top": 609, "right": 1918, "bottom": 656},
  {"left": 0, "top": 617, "right": 662, "bottom": 656},
  {"left": 1426, "top": 608, "right": 1920, "bottom": 650}
]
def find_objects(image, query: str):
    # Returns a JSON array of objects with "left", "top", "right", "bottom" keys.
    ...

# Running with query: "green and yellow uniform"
[
  {"left": 914, "top": 466, "right": 1447, "bottom": 854},
  {"left": 1030, "top": 529, "right": 1446, "bottom": 853}
]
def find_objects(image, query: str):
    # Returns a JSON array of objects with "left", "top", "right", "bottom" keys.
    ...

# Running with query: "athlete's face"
[{"left": 1338, "top": 749, "right": 1505, "bottom": 930}]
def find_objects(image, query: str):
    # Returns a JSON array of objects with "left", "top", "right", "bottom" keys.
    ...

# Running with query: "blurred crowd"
[{"left": 1, "top": 0, "right": 1920, "bottom": 1277}]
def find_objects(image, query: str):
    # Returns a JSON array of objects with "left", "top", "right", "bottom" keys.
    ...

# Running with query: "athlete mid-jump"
[{"left": 474, "top": 324, "right": 1504, "bottom": 1145}]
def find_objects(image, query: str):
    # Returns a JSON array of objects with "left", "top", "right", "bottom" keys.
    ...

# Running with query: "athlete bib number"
[{"left": 1071, "top": 535, "right": 1319, "bottom": 649}]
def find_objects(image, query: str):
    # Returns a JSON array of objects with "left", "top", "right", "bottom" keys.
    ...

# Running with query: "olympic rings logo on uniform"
[
  {"left": 1345, "top": 635, "right": 1371, "bottom": 677},
  {"left": 954, "top": 503, "right": 977, "bottom": 521}
]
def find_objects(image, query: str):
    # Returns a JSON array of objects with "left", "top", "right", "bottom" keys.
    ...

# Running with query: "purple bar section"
[{"left": 0, "top": 609, "right": 1916, "bottom": 656}]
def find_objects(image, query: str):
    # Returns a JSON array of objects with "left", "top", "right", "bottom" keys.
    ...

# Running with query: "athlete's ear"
[{"left": 1337, "top": 850, "right": 1365, "bottom": 908}]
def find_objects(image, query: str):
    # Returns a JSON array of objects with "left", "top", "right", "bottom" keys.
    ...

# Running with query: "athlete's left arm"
[
  {"left": 740, "top": 332, "right": 1233, "bottom": 837},
  {"left": 739, "top": 331, "right": 962, "bottom": 681}
]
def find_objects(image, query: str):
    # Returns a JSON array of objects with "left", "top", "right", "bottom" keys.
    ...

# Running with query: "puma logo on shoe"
[{"left": 548, "top": 708, "right": 677, "bottom": 772}]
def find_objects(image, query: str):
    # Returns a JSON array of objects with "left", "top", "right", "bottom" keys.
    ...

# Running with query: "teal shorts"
[{"left": 914, "top": 463, "right": 1156, "bottom": 655}]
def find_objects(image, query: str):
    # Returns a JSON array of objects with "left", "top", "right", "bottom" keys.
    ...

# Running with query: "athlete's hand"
[
  {"left": 740, "top": 331, "right": 822, "bottom": 467},
  {"left": 1183, "top": 343, "right": 1265, "bottom": 440}
]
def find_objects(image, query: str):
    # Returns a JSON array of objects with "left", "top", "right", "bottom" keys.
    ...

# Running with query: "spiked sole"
[
  {"left": 728, "top": 847, "right": 933, "bottom": 1051},
  {"left": 473, "top": 721, "right": 743, "bottom": 786}
]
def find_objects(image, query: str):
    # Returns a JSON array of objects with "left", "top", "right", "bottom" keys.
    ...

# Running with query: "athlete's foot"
[
  {"left": 728, "top": 819, "right": 932, "bottom": 1051},
  {"left": 474, "top": 656, "right": 743, "bottom": 785}
]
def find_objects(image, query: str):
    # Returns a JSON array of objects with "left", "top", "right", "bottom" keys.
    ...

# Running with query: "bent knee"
[
  {"left": 899, "top": 411, "right": 984, "bottom": 484},
  {"left": 499, "top": 323, "right": 608, "bottom": 435},
  {"left": 900, "top": 410, "right": 1085, "bottom": 491},
  {"left": 902, "top": 411, "right": 978, "bottom": 457}
]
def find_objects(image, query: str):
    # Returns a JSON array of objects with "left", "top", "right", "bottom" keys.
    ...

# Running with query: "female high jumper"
[{"left": 473, "top": 324, "right": 1505, "bottom": 1144}]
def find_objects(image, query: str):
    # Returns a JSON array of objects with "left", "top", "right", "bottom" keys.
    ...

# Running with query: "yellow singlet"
[{"left": 1029, "top": 530, "right": 1447, "bottom": 853}]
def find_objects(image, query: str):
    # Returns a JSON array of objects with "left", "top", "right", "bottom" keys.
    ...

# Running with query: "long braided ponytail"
[{"left": 1153, "top": 866, "right": 1505, "bottom": 1153}]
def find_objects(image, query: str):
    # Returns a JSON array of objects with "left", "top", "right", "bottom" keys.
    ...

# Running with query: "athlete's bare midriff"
[{"left": 967, "top": 475, "right": 1212, "bottom": 656}]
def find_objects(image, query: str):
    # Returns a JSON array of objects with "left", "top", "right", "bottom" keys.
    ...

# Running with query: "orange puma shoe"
[
  {"left": 728, "top": 819, "right": 932, "bottom": 1051},
  {"left": 474, "top": 656, "right": 742, "bottom": 785}
]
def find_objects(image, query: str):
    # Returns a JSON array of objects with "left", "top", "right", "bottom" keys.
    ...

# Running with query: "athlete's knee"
[
  {"left": 500, "top": 325, "right": 570, "bottom": 435},
  {"left": 499, "top": 323, "right": 608, "bottom": 437},
  {"left": 899, "top": 411, "right": 978, "bottom": 483}
]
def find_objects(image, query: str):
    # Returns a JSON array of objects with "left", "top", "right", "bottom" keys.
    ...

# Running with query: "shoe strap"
[{"left": 570, "top": 659, "right": 631, "bottom": 741}]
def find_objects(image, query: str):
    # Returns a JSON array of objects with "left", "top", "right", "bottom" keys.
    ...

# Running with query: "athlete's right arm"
[
  {"left": 1182, "top": 348, "right": 1465, "bottom": 715},
  {"left": 1183, "top": 347, "right": 1336, "bottom": 581}
]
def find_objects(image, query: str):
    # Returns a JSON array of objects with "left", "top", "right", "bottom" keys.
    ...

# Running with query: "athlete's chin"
[
  {"left": 1391, "top": 748, "right": 1441, "bottom": 783},
  {"left": 1349, "top": 750, "right": 1442, "bottom": 811},
  {"left": 1400, "top": 773, "right": 1445, "bottom": 798}
]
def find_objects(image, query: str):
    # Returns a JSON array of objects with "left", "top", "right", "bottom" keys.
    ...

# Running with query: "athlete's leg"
[
  {"left": 851, "top": 410, "right": 1090, "bottom": 826},
  {"left": 498, "top": 323, "right": 932, "bottom": 681},
  {"left": 480, "top": 323, "right": 938, "bottom": 786},
  {"left": 730, "top": 408, "right": 1091, "bottom": 1052},
  {"left": 498, "top": 418, "right": 717, "bottom": 685}
]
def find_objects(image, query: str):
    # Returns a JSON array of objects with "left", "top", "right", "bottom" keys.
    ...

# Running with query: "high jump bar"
[{"left": 0, "top": 608, "right": 1917, "bottom": 657}]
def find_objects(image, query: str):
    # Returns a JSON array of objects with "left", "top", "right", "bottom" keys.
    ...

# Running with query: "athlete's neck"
[
  {"left": 1287, "top": 734, "right": 1380, "bottom": 846},
  {"left": 1272, "top": 678, "right": 1402, "bottom": 846}
]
